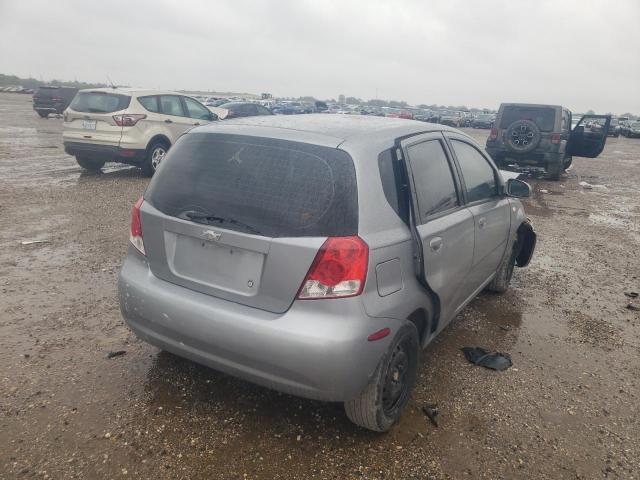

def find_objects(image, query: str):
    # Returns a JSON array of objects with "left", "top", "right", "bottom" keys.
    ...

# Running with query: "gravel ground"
[{"left": 1, "top": 92, "right": 639, "bottom": 479}]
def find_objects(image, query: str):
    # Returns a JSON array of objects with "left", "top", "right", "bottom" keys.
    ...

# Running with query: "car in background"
[
  {"left": 315, "top": 101, "right": 328, "bottom": 112},
  {"left": 439, "top": 110, "right": 464, "bottom": 128},
  {"left": 210, "top": 102, "right": 274, "bottom": 119},
  {"left": 204, "top": 98, "right": 227, "bottom": 107},
  {"left": 624, "top": 121, "right": 640, "bottom": 138},
  {"left": 118, "top": 114, "right": 535, "bottom": 432},
  {"left": 272, "top": 102, "right": 305, "bottom": 115},
  {"left": 486, "top": 103, "right": 610, "bottom": 180},
  {"left": 607, "top": 118, "right": 620, "bottom": 137},
  {"left": 385, "top": 108, "right": 413, "bottom": 119},
  {"left": 471, "top": 113, "right": 495, "bottom": 129},
  {"left": 33, "top": 86, "right": 78, "bottom": 118},
  {"left": 63, "top": 88, "right": 215, "bottom": 175}
]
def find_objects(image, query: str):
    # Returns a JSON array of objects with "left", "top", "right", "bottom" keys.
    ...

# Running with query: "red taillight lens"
[
  {"left": 130, "top": 196, "right": 145, "bottom": 255},
  {"left": 113, "top": 114, "right": 146, "bottom": 127},
  {"left": 551, "top": 133, "right": 561, "bottom": 144},
  {"left": 298, "top": 236, "right": 368, "bottom": 299},
  {"left": 489, "top": 128, "right": 498, "bottom": 140}
]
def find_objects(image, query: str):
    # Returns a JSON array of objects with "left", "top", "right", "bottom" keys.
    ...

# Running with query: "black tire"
[
  {"left": 344, "top": 324, "right": 419, "bottom": 432},
  {"left": 37, "top": 111, "right": 49, "bottom": 118},
  {"left": 613, "top": 134, "right": 619, "bottom": 138},
  {"left": 141, "top": 140, "right": 169, "bottom": 177},
  {"left": 505, "top": 119, "right": 541, "bottom": 154},
  {"left": 486, "top": 237, "right": 518, "bottom": 293},
  {"left": 76, "top": 156, "right": 105, "bottom": 171}
]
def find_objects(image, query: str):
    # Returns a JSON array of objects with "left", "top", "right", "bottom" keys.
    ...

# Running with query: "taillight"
[
  {"left": 113, "top": 114, "right": 146, "bottom": 127},
  {"left": 130, "top": 197, "right": 145, "bottom": 255},
  {"left": 551, "top": 133, "right": 561, "bottom": 144},
  {"left": 298, "top": 236, "right": 368, "bottom": 299},
  {"left": 489, "top": 128, "right": 498, "bottom": 140}
]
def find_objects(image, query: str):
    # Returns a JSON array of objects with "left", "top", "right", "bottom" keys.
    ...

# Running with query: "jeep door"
[
  {"left": 400, "top": 133, "right": 475, "bottom": 326},
  {"left": 445, "top": 134, "right": 511, "bottom": 292},
  {"left": 569, "top": 115, "right": 611, "bottom": 158}
]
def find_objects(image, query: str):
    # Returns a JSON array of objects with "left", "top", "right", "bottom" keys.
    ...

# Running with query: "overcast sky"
[{"left": 1, "top": 0, "right": 638, "bottom": 113}]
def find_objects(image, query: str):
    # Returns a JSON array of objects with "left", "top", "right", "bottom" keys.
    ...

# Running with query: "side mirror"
[
  {"left": 506, "top": 178, "right": 531, "bottom": 198},
  {"left": 208, "top": 112, "right": 218, "bottom": 121}
]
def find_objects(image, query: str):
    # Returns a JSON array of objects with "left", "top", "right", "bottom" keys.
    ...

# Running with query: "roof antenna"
[{"left": 107, "top": 75, "right": 116, "bottom": 89}]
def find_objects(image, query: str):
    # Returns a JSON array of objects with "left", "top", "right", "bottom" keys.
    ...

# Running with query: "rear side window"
[
  {"left": 499, "top": 106, "right": 556, "bottom": 131},
  {"left": 69, "top": 92, "right": 131, "bottom": 113},
  {"left": 145, "top": 133, "right": 358, "bottom": 238},
  {"left": 450, "top": 140, "right": 498, "bottom": 203},
  {"left": 138, "top": 95, "right": 159, "bottom": 113},
  {"left": 407, "top": 140, "right": 459, "bottom": 221}
]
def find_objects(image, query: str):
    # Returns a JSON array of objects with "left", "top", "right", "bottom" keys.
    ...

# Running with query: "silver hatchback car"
[{"left": 118, "top": 115, "right": 536, "bottom": 431}]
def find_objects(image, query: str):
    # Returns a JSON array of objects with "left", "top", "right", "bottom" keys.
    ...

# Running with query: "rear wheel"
[
  {"left": 344, "top": 324, "right": 418, "bottom": 432},
  {"left": 142, "top": 141, "right": 169, "bottom": 177},
  {"left": 76, "top": 156, "right": 105, "bottom": 171},
  {"left": 37, "top": 111, "right": 49, "bottom": 118}
]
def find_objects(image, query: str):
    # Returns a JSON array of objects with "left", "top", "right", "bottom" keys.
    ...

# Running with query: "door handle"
[
  {"left": 164, "top": 119, "right": 173, "bottom": 123},
  {"left": 429, "top": 237, "right": 443, "bottom": 252},
  {"left": 478, "top": 217, "right": 487, "bottom": 229}
]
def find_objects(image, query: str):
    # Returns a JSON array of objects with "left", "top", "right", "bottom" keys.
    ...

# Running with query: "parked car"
[
  {"left": 33, "top": 86, "right": 78, "bottom": 118},
  {"left": 315, "top": 101, "right": 328, "bottom": 112},
  {"left": 385, "top": 108, "right": 413, "bottom": 119},
  {"left": 62, "top": 88, "right": 215, "bottom": 175},
  {"left": 471, "top": 113, "right": 495, "bottom": 129},
  {"left": 624, "top": 121, "right": 640, "bottom": 138},
  {"left": 209, "top": 102, "right": 273, "bottom": 119},
  {"left": 607, "top": 118, "right": 620, "bottom": 137},
  {"left": 272, "top": 102, "right": 305, "bottom": 115},
  {"left": 118, "top": 114, "right": 536, "bottom": 432},
  {"left": 439, "top": 110, "right": 464, "bottom": 128},
  {"left": 486, "top": 103, "right": 610, "bottom": 180}
]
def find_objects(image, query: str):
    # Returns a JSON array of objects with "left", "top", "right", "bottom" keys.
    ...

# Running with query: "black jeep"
[
  {"left": 33, "top": 86, "right": 78, "bottom": 118},
  {"left": 486, "top": 103, "right": 610, "bottom": 180}
]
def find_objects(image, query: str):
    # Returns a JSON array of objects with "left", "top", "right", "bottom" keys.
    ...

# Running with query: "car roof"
[
  {"left": 499, "top": 102, "right": 563, "bottom": 110},
  {"left": 77, "top": 87, "right": 184, "bottom": 97},
  {"left": 192, "top": 113, "right": 460, "bottom": 148}
]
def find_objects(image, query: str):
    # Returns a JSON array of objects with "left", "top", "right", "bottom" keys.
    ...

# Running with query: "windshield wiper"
[{"left": 185, "top": 212, "right": 262, "bottom": 235}]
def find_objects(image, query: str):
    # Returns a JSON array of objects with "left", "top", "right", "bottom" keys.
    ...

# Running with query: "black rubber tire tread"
[
  {"left": 486, "top": 236, "right": 518, "bottom": 293},
  {"left": 76, "top": 156, "right": 105, "bottom": 171},
  {"left": 37, "top": 111, "right": 49, "bottom": 118},
  {"left": 344, "top": 324, "right": 419, "bottom": 432}
]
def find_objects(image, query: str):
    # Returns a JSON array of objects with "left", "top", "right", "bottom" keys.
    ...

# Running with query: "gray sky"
[{"left": 1, "top": 0, "right": 639, "bottom": 113}]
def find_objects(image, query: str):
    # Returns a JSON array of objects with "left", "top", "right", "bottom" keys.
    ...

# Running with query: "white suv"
[{"left": 63, "top": 88, "right": 215, "bottom": 175}]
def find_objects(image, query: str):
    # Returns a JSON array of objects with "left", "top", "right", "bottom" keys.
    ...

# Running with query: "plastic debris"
[
  {"left": 422, "top": 404, "right": 439, "bottom": 427},
  {"left": 106, "top": 350, "right": 127, "bottom": 359},
  {"left": 462, "top": 347, "right": 512, "bottom": 371}
]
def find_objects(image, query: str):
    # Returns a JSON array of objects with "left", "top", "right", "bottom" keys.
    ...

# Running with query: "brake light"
[
  {"left": 551, "top": 133, "right": 561, "bottom": 144},
  {"left": 129, "top": 197, "right": 145, "bottom": 255},
  {"left": 489, "top": 128, "right": 498, "bottom": 140},
  {"left": 298, "top": 236, "right": 368, "bottom": 299},
  {"left": 113, "top": 114, "right": 146, "bottom": 127}
]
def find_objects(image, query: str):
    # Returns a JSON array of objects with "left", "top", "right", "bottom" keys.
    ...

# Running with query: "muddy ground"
[{"left": 1, "top": 92, "right": 639, "bottom": 479}]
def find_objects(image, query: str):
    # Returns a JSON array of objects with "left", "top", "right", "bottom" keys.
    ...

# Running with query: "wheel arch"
[{"left": 146, "top": 134, "right": 171, "bottom": 152}]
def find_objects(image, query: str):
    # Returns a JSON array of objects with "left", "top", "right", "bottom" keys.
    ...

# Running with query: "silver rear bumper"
[{"left": 118, "top": 247, "right": 397, "bottom": 402}]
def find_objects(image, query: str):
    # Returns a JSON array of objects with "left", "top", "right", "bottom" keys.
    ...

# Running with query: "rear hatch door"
[
  {"left": 141, "top": 132, "right": 358, "bottom": 314},
  {"left": 64, "top": 91, "right": 131, "bottom": 146}
]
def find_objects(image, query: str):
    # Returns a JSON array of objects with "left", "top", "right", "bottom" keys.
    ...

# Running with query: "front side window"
[
  {"left": 407, "top": 140, "right": 459, "bottom": 222},
  {"left": 183, "top": 97, "right": 211, "bottom": 120},
  {"left": 450, "top": 140, "right": 498, "bottom": 203},
  {"left": 159, "top": 95, "right": 185, "bottom": 117}
]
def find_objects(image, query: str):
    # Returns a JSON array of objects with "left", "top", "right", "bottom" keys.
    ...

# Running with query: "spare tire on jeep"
[{"left": 506, "top": 119, "right": 541, "bottom": 154}]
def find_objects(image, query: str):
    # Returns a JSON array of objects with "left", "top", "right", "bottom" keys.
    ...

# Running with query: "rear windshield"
[
  {"left": 69, "top": 92, "right": 131, "bottom": 113},
  {"left": 145, "top": 133, "right": 358, "bottom": 238},
  {"left": 500, "top": 106, "right": 556, "bottom": 131}
]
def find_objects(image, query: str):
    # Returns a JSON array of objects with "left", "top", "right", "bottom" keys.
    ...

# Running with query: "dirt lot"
[{"left": 1, "top": 92, "right": 639, "bottom": 479}]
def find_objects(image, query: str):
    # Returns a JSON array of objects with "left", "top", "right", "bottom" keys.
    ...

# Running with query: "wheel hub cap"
[{"left": 151, "top": 147, "right": 166, "bottom": 170}]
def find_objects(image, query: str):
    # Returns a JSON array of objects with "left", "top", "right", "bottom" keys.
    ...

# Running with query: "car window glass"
[
  {"left": 499, "top": 106, "right": 556, "bottom": 131},
  {"left": 256, "top": 106, "right": 272, "bottom": 115},
  {"left": 451, "top": 140, "right": 498, "bottom": 203},
  {"left": 407, "top": 140, "right": 459, "bottom": 221},
  {"left": 138, "top": 95, "right": 159, "bottom": 113},
  {"left": 184, "top": 97, "right": 211, "bottom": 120},
  {"left": 378, "top": 148, "right": 409, "bottom": 223},
  {"left": 159, "top": 95, "right": 185, "bottom": 117}
]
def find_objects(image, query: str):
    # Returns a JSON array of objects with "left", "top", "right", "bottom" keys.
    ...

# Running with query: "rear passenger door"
[
  {"left": 400, "top": 133, "right": 475, "bottom": 327},
  {"left": 446, "top": 134, "right": 511, "bottom": 290},
  {"left": 158, "top": 95, "right": 193, "bottom": 142}
]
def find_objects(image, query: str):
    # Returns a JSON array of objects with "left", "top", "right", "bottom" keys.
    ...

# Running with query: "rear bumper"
[
  {"left": 64, "top": 141, "right": 146, "bottom": 163},
  {"left": 486, "top": 146, "right": 562, "bottom": 168},
  {"left": 118, "top": 248, "right": 397, "bottom": 402}
]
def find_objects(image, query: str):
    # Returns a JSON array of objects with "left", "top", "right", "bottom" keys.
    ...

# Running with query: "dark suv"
[
  {"left": 486, "top": 103, "right": 610, "bottom": 180},
  {"left": 33, "top": 86, "right": 78, "bottom": 118}
]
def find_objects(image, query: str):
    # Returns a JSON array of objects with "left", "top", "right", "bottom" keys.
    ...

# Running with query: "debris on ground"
[
  {"left": 422, "top": 404, "right": 439, "bottom": 427},
  {"left": 624, "top": 292, "right": 639, "bottom": 299},
  {"left": 540, "top": 189, "right": 549, "bottom": 194},
  {"left": 499, "top": 325, "right": 512, "bottom": 331},
  {"left": 462, "top": 347, "right": 513, "bottom": 371},
  {"left": 20, "top": 239, "right": 49, "bottom": 245},
  {"left": 105, "top": 350, "right": 127, "bottom": 359},
  {"left": 579, "top": 181, "right": 594, "bottom": 189},
  {"left": 627, "top": 304, "right": 640, "bottom": 312}
]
